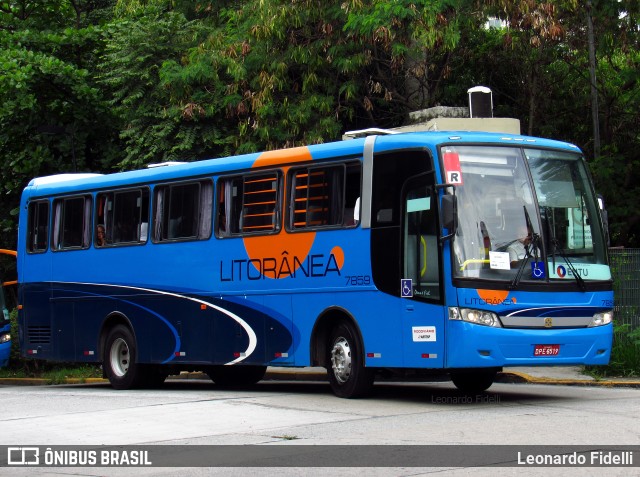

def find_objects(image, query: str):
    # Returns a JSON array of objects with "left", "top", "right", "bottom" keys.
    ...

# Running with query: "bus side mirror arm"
[{"left": 438, "top": 186, "right": 457, "bottom": 243}]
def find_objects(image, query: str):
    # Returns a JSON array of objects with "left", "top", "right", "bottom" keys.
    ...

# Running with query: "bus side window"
[
  {"left": 27, "top": 200, "right": 50, "bottom": 253},
  {"left": 216, "top": 181, "right": 228, "bottom": 236},
  {"left": 153, "top": 181, "right": 212, "bottom": 242},
  {"left": 344, "top": 163, "right": 362, "bottom": 226},
  {"left": 217, "top": 173, "right": 280, "bottom": 236},
  {"left": 97, "top": 189, "right": 150, "bottom": 246},
  {"left": 52, "top": 196, "right": 92, "bottom": 251},
  {"left": 288, "top": 161, "right": 361, "bottom": 230}
]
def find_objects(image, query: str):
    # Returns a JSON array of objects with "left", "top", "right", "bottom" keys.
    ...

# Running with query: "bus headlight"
[
  {"left": 449, "top": 307, "right": 502, "bottom": 327},
  {"left": 0, "top": 333, "right": 10, "bottom": 344},
  {"left": 589, "top": 311, "right": 613, "bottom": 327}
]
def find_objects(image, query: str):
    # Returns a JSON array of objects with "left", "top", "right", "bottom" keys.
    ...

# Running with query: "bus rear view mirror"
[{"left": 441, "top": 194, "right": 457, "bottom": 239}]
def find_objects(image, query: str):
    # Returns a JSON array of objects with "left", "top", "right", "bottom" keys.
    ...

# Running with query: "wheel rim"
[
  {"left": 109, "top": 337, "right": 130, "bottom": 377},
  {"left": 330, "top": 336, "right": 352, "bottom": 384}
]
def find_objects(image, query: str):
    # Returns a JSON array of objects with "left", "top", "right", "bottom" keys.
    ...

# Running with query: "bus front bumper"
[{"left": 445, "top": 321, "right": 613, "bottom": 368}]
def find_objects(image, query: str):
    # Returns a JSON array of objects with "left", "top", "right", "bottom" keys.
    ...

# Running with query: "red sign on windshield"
[{"left": 443, "top": 151, "right": 463, "bottom": 185}]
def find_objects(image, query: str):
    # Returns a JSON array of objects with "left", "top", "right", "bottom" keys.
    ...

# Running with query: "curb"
[
  {"left": 1, "top": 370, "right": 638, "bottom": 388},
  {"left": 495, "top": 371, "right": 640, "bottom": 388},
  {"left": 0, "top": 377, "right": 108, "bottom": 386}
]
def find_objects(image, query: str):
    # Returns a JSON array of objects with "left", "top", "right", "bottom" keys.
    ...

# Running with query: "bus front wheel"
[
  {"left": 450, "top": 369, "right": 497, "bottom": 393},
  {"left": 327, "top": 322, "right": 374, "bottom": 398},
  {"left": 103, "top": 325, "right": 144, "bottom": 390}
]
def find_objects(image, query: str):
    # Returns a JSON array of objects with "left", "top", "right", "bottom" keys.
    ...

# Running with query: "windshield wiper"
[
  {"left": 549, "top": 238, "right": 586, "bottom": 292},
  {"left": 509, "top": 206, "right": 541, "bottom": 290},
  {"left": 509, "top": 248, "right": 530, "bottom": 290},
  {"left": 544, "top": 207, "right": 586, "bottom": 292}
]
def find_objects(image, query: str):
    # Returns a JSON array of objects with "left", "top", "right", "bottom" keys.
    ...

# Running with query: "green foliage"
[
  {"left": 99, "top": 8, "right": 217, "bottom": 167},
  {"left": 0, "top": 0, "right": 639, "bottom": 246},
  {"left": 586, "top": 322, "right": 640, "bottom": 378},
  {"left": 2, "top": 0, "right": 640, "bottom": 379},
  {"left": 8, "top": 309, "right": 20, "bottom": 369},
  {"left": 152, "top": 0, "right": 475, "bottom": 155},
  {"left": 0, "top": 20, "right": 119, "bottom": 248}
]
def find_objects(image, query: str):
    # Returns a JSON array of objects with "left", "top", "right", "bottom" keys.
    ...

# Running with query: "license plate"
[{"left": 534, "top": 344, "right": 560, "bottom": 356}]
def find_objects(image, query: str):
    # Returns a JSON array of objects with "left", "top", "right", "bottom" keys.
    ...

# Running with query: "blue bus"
[
  {"left": 0, "top": 280, "right": 10, "bottom": 368},
  {"left": 17, "top": 129, "right": 613, "bottom": 397},
  {"left": 0, "top": 249, "right": 16, "bottom": 368}
]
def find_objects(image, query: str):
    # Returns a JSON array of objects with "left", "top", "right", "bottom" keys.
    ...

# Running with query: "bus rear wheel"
[
  {"left": 450, "top": 369, "right": 497, "bottom": 393},
  {"left": 327, "top": 321, "right": 374, "bottom": 398},
  {"left": 206, "top": 365, "right": 267, "bottom": 387},
  {"left": 103, "top": 325, "right": 144, "bottom": 390}
]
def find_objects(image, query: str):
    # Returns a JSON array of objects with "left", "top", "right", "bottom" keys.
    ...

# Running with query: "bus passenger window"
[
  {"left": 52, "top": 196, "right": 92, "bottom": 251},
  {"left": 153, "top": 181, "right": 212, "bottom": 242},
  {"left": 217, "top": 181, "right": 228, "bottom": 235},
  {"left": 344, "top": 163, "right": 362, "bottom": 226},
  {"left": 27, "top": 200, "right": 50, "bottom": 253},
  {"left": 288, "top": 162, "right": 361, "bottom": 230},
  {"left": 216, "top": 172, "right": 280, "bottom": 237},
  {"left": 97, "top": 188, "right": 150, "bottom": 246}
]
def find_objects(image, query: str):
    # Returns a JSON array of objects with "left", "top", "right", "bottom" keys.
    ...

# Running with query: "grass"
[
  {"left": 0, "top": 364, "right": 103, "bottom": 384},
  {"left": 585, "top": 322, "right": 640, "bottom": 379}
]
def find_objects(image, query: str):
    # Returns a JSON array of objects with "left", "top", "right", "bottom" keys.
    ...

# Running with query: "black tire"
[
  {"left": 206, "top": 365, "right": 267, "bottom": 387},
  {"left": 327, "top": 321, "right": 374, "bottom": 398},
  {"left": 103, "top": 325, "right": 145, "bottom": 390},
  {"left": 450, "top": 369, "right": 497, "bottom": 393}
]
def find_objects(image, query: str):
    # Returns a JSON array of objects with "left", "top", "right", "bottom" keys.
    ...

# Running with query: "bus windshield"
[{"left": 450, "top": 145, "right": 610, "bottom": 284}]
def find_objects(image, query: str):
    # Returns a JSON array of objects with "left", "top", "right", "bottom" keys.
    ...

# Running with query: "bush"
[{"left": 586, "top": 321, "right": 640, "bottom": 378}]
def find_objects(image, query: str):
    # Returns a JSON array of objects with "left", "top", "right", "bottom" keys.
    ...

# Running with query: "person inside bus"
[
  {"left": 506, "top": 222, "right": 532, "bottom": 267},
  {"left": 96, "top": 224, "right": 107, "bottom": 247}
]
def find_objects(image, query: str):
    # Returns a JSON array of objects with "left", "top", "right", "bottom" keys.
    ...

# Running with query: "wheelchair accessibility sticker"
[
  {"left": 401, "top": 279, "right": 413, "bottom": 298},
  {"left": 531, "top": 262, "right": 545, "bottom": 279}
]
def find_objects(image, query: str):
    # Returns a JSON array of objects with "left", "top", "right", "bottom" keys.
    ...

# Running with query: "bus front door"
[{"left": 401, "top": 178, "right": 445, "bottom": 368}]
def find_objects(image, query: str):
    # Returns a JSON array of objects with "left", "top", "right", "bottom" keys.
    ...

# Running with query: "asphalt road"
[{"left": 1, "top": 376, "right": 639, "bottom": 476}]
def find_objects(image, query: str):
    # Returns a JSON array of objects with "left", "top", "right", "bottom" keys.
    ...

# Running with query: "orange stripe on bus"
[{"left": 252, "top": 146, "right": 312, "bottom": 168}]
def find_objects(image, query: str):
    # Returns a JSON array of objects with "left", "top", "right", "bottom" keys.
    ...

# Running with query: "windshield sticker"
[
  {"left": 443, "top": 151, "right": 463, "bottom": 185},
  {"left": 531, "top": 262, "right": 545, "bottom": 279},
  {"left": 489, "top": 251, "right": 510, "bottom": 270},
  {"left": 412, "top": 326, "right": 436, "bottom": 342},
  {"left": 548, "top": 263, "right": 611, "bottom": 280}
]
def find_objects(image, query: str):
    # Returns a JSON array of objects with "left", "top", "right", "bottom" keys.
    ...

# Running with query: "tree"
[
  {"left": 99, "top": 6, "right": 214, "bottom": 168},
  {"left": 0, "top": 1, "right": 119, "bottom": 249},
  {"left": 148, "top": 0, "right": 476, "bottom": 157},
  {"left": 1, "top": 0, "right": 639, "bottom": 247}
]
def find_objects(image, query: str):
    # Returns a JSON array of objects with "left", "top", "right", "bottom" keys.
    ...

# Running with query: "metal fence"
[{"left": 609, "top": 248, "right": 640, "bottom": 328}]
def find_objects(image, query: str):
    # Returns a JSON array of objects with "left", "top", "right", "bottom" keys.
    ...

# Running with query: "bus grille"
[{"left": 28, "top": 326, "right": 51, "bottom": 344}]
